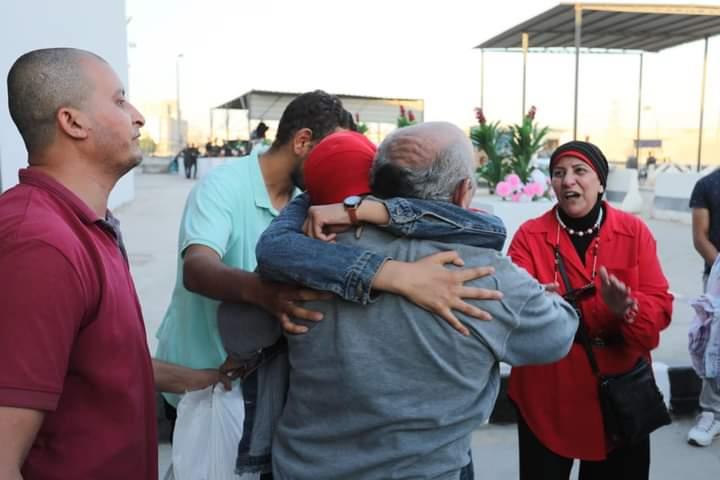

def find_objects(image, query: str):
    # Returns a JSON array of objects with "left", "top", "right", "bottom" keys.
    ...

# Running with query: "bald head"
[
  {"left": 7, "top": 48, "right": 103, "bottom": 155},
  {"left": 370, "top": 121, "right": 475, "bottom": 201}
]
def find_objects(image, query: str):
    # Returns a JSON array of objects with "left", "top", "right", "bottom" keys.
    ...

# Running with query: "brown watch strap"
[{"left": 347, "top": 207, "right": 360, "bottom": 225}]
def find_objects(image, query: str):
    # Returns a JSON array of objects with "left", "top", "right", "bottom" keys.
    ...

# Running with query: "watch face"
[{"left": 344, "top": 195, "right": 363, "bottom": 208}]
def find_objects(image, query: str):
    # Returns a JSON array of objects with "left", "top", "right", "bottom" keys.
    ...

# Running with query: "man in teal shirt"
[{"left": 155, "top": 91, "right": 352, "bottom": 409}]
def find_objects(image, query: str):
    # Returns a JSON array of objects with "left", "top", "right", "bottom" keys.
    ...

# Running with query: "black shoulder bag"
[{"left": 555, "top": 249, "right": 671, "bottom": 446}]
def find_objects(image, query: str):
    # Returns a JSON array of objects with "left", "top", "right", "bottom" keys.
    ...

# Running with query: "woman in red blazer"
[{"left": 507, "top": 141, "right": 673, "bottom": 479}]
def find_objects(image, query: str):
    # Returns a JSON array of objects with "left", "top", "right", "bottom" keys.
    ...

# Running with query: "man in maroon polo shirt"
[{"left": 0, "top": 48, "right": 163, "bottom": 479}]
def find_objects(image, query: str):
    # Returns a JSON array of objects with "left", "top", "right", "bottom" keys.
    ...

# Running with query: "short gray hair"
[
  {"left": 370, "top": 129, "right": 475, "bottom": 201},
  {"left": 7, "top": 48, "right": 102, "bottom": 154}
]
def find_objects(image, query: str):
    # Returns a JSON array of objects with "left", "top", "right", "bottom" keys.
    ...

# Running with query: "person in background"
[
  {"left": 181, "top": 143, "right": 199, "bottom": 179},
  {"left": 250, "top": 121, "right": 270, "bottom": 154},
  {"left": 687, "top": 168, "right": 720, "bottom": 447}
]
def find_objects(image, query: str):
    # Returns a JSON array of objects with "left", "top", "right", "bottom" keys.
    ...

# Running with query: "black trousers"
[
  {"left": 517, "top": 412, "right": 649, "bottom": 480},
  {"left": 184, "top": 159, "right": 197, "bottom": 179}
]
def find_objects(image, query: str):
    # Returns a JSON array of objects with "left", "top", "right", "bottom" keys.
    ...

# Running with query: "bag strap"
[{"left": 555, "top": 246, "right": 601, "bottom": 377}]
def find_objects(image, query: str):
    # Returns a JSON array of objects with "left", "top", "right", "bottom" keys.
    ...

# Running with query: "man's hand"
[
  {"left": 599, "top": 266, "right": 637, "bottom": 320},
  {"left": 255, "top": 280, "right": 333, "bottom": 334},
  {"left": 302, "top": 200, "right": 391, "bottom": 242},
  {"left": 373, "top": 251, "right": 503, "bottom": 336},
  {"left": 153, "top": 359, "right": 231, "bottom": 393},
  {"left": 189, "top": 369, "right": 231, "bottom": 391},
  {"left": 303, "top": 204, "right": 350, "bottom": 242}
]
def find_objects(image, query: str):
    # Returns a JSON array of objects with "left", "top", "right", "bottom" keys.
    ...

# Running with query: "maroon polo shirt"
[{"left": 0, "top": 169, "right": 157, "bottom": 479}]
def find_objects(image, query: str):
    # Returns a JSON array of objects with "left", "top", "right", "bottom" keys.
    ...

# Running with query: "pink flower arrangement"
[{"left": 494, "top": 171, "right": 553, "bottom": 202}]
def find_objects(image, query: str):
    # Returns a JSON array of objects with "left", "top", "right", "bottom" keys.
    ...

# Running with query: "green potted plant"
[
  {"left": 354, "top": 113, "right": 369, "bottom": 135},
  {"left": 508, "top": 106, "right": 549, "bottom": 184},
  {"left": 397, "top": 105, "right": 417, "bottom": 128},
  {"left": 470, "top": 107, "right": 510, "bottom": 193}
]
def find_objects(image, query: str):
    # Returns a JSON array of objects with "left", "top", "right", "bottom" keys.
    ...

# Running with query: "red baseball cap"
[{"left": 304, "top": 131, "right": 377, "bottom": 205}]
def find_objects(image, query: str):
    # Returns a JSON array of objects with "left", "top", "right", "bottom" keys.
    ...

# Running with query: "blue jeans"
[{"left": 459, "top": 454, "right": 475, "bottom": 480}]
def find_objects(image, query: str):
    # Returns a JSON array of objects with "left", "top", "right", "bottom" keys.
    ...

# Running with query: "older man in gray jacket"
[{"left": 253, "top": 122, "right": 578, "bottom": 480}]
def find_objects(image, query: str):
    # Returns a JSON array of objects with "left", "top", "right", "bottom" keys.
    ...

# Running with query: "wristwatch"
[{"left": 343, "top": 195, "right": 364, "bottom": 225}]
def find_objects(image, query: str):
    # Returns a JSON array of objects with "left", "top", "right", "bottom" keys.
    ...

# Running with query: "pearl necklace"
[{"left": 555, "top": 207, "right": 603, "bottom": 237}]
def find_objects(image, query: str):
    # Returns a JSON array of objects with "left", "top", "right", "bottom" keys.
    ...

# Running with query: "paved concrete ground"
[{"left": 115, "top": 170, "right": 719, "bottom": 479}]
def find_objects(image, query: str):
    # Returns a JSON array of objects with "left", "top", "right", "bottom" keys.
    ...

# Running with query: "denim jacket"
[{"left": 255, "top": 194, "right": 506, "bottom": 304}]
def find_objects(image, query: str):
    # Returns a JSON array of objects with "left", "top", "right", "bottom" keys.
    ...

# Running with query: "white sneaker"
[{"left": 687, "top": 412, "right": 720, "bottom": 447}]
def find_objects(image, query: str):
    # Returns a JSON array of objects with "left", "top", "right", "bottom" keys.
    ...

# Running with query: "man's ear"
[
  {"left": 291, "top": 128, "right": 314, "bottom": 157},
  {"left": 56, "top": 107, "right": 89, "bottom": 140},
  {"left": 452, "top": 177, "right": 473, "bottom": 208}
]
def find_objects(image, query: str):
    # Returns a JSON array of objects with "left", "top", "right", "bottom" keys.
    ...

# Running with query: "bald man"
[
  {"left": 0, "top": 48, "right": 218, "bottom": 480},
  {"left": 256, "top": 122, "right": 579, "bottom": 479}
]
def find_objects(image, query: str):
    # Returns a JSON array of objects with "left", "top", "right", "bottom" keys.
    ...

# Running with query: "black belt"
[
  {"left": 573, "top": 330, "right": 623, "bottom": 348},
  {"left": 222, "top": 336, "right": 288, "bottom": 380}
]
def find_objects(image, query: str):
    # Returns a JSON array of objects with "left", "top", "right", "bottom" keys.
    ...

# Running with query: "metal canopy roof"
[
  {"left": 476, "top": 3, "right": 720, "bottom": 52},
  {"left": 215, "top": 89, "right": 424, "bottom": 124}
]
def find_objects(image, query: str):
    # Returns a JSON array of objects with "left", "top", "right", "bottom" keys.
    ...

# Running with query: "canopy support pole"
[
  {"left": 635, "top": 53, "right": 644, "bottom": 166},
  {"left": 573, "top": 6, "right": 582, "bottom": 140},
  {"left": 522, "top": 32, "right": 529, "bottom": 118},
  {"left": 697, "top": 36, "right": 709, "bottom": 172},
  {"left": 480, "top": 49, "right": 485, "bottom": 109}
]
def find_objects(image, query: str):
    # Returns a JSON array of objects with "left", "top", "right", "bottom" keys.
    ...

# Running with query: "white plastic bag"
[
  {"left": 209, "top": 384, "right": 246, "bottom": 479},
  {"left": 172, "top": 384, "right": 245, "bottom": 480}
]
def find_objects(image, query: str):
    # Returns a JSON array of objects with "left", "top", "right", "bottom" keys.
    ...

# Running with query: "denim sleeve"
[
  {"left": 378, "top": 197, "right": 507, "bottom": 251},
  {"left": 255, "top": 194, "right": 389, "bottom": 304}
]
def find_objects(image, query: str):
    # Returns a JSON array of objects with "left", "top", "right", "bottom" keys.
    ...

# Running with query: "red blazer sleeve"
[{"left": 619, "top": 222, "right": 673, "bottom": 351}]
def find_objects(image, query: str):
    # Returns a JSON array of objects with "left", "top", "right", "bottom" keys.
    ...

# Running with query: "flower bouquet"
[
  {"left": 397, "top": 105, "right": 417, "bottom": 128},
  {"left": 495, "top": 170, "right": 554, "bottom": 202}
]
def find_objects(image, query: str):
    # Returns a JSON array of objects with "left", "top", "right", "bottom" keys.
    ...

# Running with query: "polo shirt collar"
[{"left": 19, "top": 168, "right": 102, "bottom": 224}]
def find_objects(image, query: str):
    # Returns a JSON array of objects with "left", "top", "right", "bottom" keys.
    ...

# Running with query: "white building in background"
[
  {"left": 139, "top": 100, "right": 189, "bottom": 156},
  {"left": 0, "top": 0, "right": 134, "bottom": 208}
]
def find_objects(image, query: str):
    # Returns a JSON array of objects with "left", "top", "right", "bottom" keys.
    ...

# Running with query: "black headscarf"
[{"left": 550, "top": 140, "right": 609, "bottom": 189}]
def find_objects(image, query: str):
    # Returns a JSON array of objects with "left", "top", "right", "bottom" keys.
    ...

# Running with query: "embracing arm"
[
  {"left": 377, "top": 197, "right": 506, "bottom": 250},
  {"left": 180, "top": 177, "right": 327, "bottom": 332},
  {"left": 152, "top": 359, "right": 230, "bottom": 393},
  {"left": 304, "top": 197, "right": 506, "bottom": 250},
  {"left": 256, "top": 195, "right": 503, "bottom": 333},
  {"left": 256, "top": 194, "right": 389, "bottom": 304},
  {"left": 473, "top": 259, "right": 577, "bottom": 366}
]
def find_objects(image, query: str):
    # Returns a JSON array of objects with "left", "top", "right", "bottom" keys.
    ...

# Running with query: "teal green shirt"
[{"left": 156, "top": 151, "right": 282, "bottom": 406}]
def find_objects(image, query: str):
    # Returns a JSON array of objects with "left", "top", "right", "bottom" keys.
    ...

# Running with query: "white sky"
[{"left": 126, "top": 0, "right": 720, "bottom": 159}]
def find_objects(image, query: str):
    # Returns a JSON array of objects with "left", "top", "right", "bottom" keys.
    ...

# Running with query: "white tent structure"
[
  {"left": 212, "top": 90, "right": 424, "bottom": 142},
  {"left": 475, "top": 3, "right": 720, "bottom": 171}
]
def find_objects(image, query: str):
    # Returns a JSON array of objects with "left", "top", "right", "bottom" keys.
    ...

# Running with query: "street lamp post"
[{"left": 176, "top": 53, "right": 184, "bottom": 152}]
